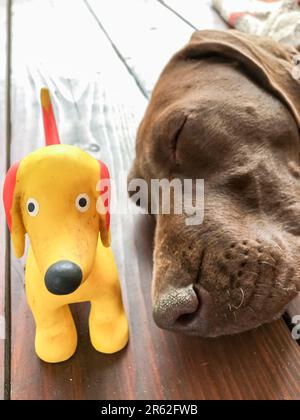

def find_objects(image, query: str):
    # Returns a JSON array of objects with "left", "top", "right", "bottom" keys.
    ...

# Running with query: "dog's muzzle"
[{"left": 45, "top": 260, "right": 83, "bottom": 295}]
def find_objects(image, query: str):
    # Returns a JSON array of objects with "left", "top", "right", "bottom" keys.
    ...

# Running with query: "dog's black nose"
[
  {"left": 153, "top": 285, "right": 210, "bottom": 333},
  {"left": 45, "top": 261, "right": 83, "bottom": 295}
]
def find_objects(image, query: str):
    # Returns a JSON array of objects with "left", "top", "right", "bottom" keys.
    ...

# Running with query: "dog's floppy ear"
[
  {"left": 97, "top": 160, "right": 111, "bottom": 248},
  {"left": 3, "top": 162, "right": 26, "bottom": 258},
  {"left": 184, "top": 30, "right": 300, "bottom": 129}
]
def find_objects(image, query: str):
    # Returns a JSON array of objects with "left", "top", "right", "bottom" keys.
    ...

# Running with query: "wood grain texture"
[
  {"left": 0, "top": 0, "right": 9, "bottom": 401},
  {"left": 8, "top": 0, "right": 300, "bottom": 400},
  {"left": 86, "top": 0, "right": 193, "bottom": 96},
  {"left": 158, "top": 0, "right": 227, "bottom": 31}
]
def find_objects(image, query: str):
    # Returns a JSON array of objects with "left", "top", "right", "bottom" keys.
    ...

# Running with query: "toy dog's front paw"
[
  {"left": 35, "top": 327, "right": 78, "bottom": 363},
  {"left": 89, "top": 313, "right": 129, "bottom": 354}
]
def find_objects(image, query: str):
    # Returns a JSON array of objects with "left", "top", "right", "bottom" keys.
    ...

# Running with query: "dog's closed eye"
[{"left": 150, "top": 110, "right": 189, "bottom": 168}]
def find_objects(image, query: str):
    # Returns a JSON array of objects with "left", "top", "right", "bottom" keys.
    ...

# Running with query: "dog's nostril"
[
  {"left": 153, "top": 285, "right": 200, "bottom": 329},
  {"left": 45, "top": 260, "right": 83, "bottom": 295}
]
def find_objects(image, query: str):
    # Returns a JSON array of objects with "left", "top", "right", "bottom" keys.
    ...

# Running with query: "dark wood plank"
[
  {"left": 0, "top": 0, "right": 10, "bottom": 401},
  {"left": 9, "top": 0, "right": 300, "bottom": 400},
  {"left": 158, "top": 0, "right": 228, "bottom": 31}
]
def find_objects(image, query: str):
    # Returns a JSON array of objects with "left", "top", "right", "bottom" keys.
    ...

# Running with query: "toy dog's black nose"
[{"left": 45, "top": 261, "right": 83, "bottom": 295}]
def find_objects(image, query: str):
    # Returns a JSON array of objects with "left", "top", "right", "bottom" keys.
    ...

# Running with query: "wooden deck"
[{"left": 1, "top": 0, "right": 300, "bottom": 400}]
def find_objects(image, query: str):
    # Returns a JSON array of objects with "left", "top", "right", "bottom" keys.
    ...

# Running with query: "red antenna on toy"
[{"left": 40, "top": 88, "right": 61, "bottom": 146}]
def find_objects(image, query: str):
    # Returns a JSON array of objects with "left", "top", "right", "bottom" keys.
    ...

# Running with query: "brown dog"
[{"left": 129, "top": 30, "right": 300, "bottom": 337}]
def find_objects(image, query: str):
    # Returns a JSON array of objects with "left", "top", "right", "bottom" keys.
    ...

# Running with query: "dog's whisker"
[
  {"left": 269, "top": 241, "right": 284, "bottom": 253},
  {"left": 258, "top": 247, "right": 276, "bottom": 262},
  {"left": 259, "top": 261, "right": 275, "bottom": 268},
  {"left": 244, "top": 270, "right": 259, "bottom": 277},
  {"left": 232, "top": 288, "right": 245, "bottom": 310}
]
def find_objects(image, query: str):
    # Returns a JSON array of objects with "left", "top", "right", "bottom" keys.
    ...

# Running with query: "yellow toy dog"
[{"left": 3, "top": 89, "right": 129, "bottom": 363}]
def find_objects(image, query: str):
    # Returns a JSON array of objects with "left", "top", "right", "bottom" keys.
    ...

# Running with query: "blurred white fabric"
[{"left": 213, "top": 0, "right": 300, "bottom": 46}]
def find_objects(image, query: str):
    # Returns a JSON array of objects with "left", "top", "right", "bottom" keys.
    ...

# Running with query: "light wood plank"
[
  {"left": 86, "top": 0, "right": 194, "bottom": 96},
  {"left": 9, "top": 0, "right": 300, "bottom": 400},
  {"left": 0, "top": 0, "right": 9, "bottom": 401},
  {"left": 159, "top": 0, "right": 227, "bottom": 31}
]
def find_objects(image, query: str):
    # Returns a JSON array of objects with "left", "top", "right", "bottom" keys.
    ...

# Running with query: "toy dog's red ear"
[
  {"left": 3, "top": 162, "right": 21, "bottom": 231},
  {"left": 99, "top": 160, "right": 111, "bottom": 230},
  {"left": 98, "top": 160, "right": 111, "bottom": 247},
  {"left": 3, "top": 161, "right": 26, "bottom": 258},
  {"left": 41, "top": 88, "right": 61, "bottom": 146}
]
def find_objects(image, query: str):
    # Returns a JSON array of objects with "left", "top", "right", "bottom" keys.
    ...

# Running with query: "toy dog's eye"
[
  {"left": 75, "top": 194, "right": 90, "bottom": 213},
  {"left": 26, "top": 198, "right": 39, "bottom": 217}
]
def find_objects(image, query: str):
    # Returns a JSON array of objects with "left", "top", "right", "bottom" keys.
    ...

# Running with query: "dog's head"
[
  {"left": 3, "top": 90, "right": 110, "bottom": 295},
  {"left": 129, "top": 30, "right": 300, "bottom": 336}
]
